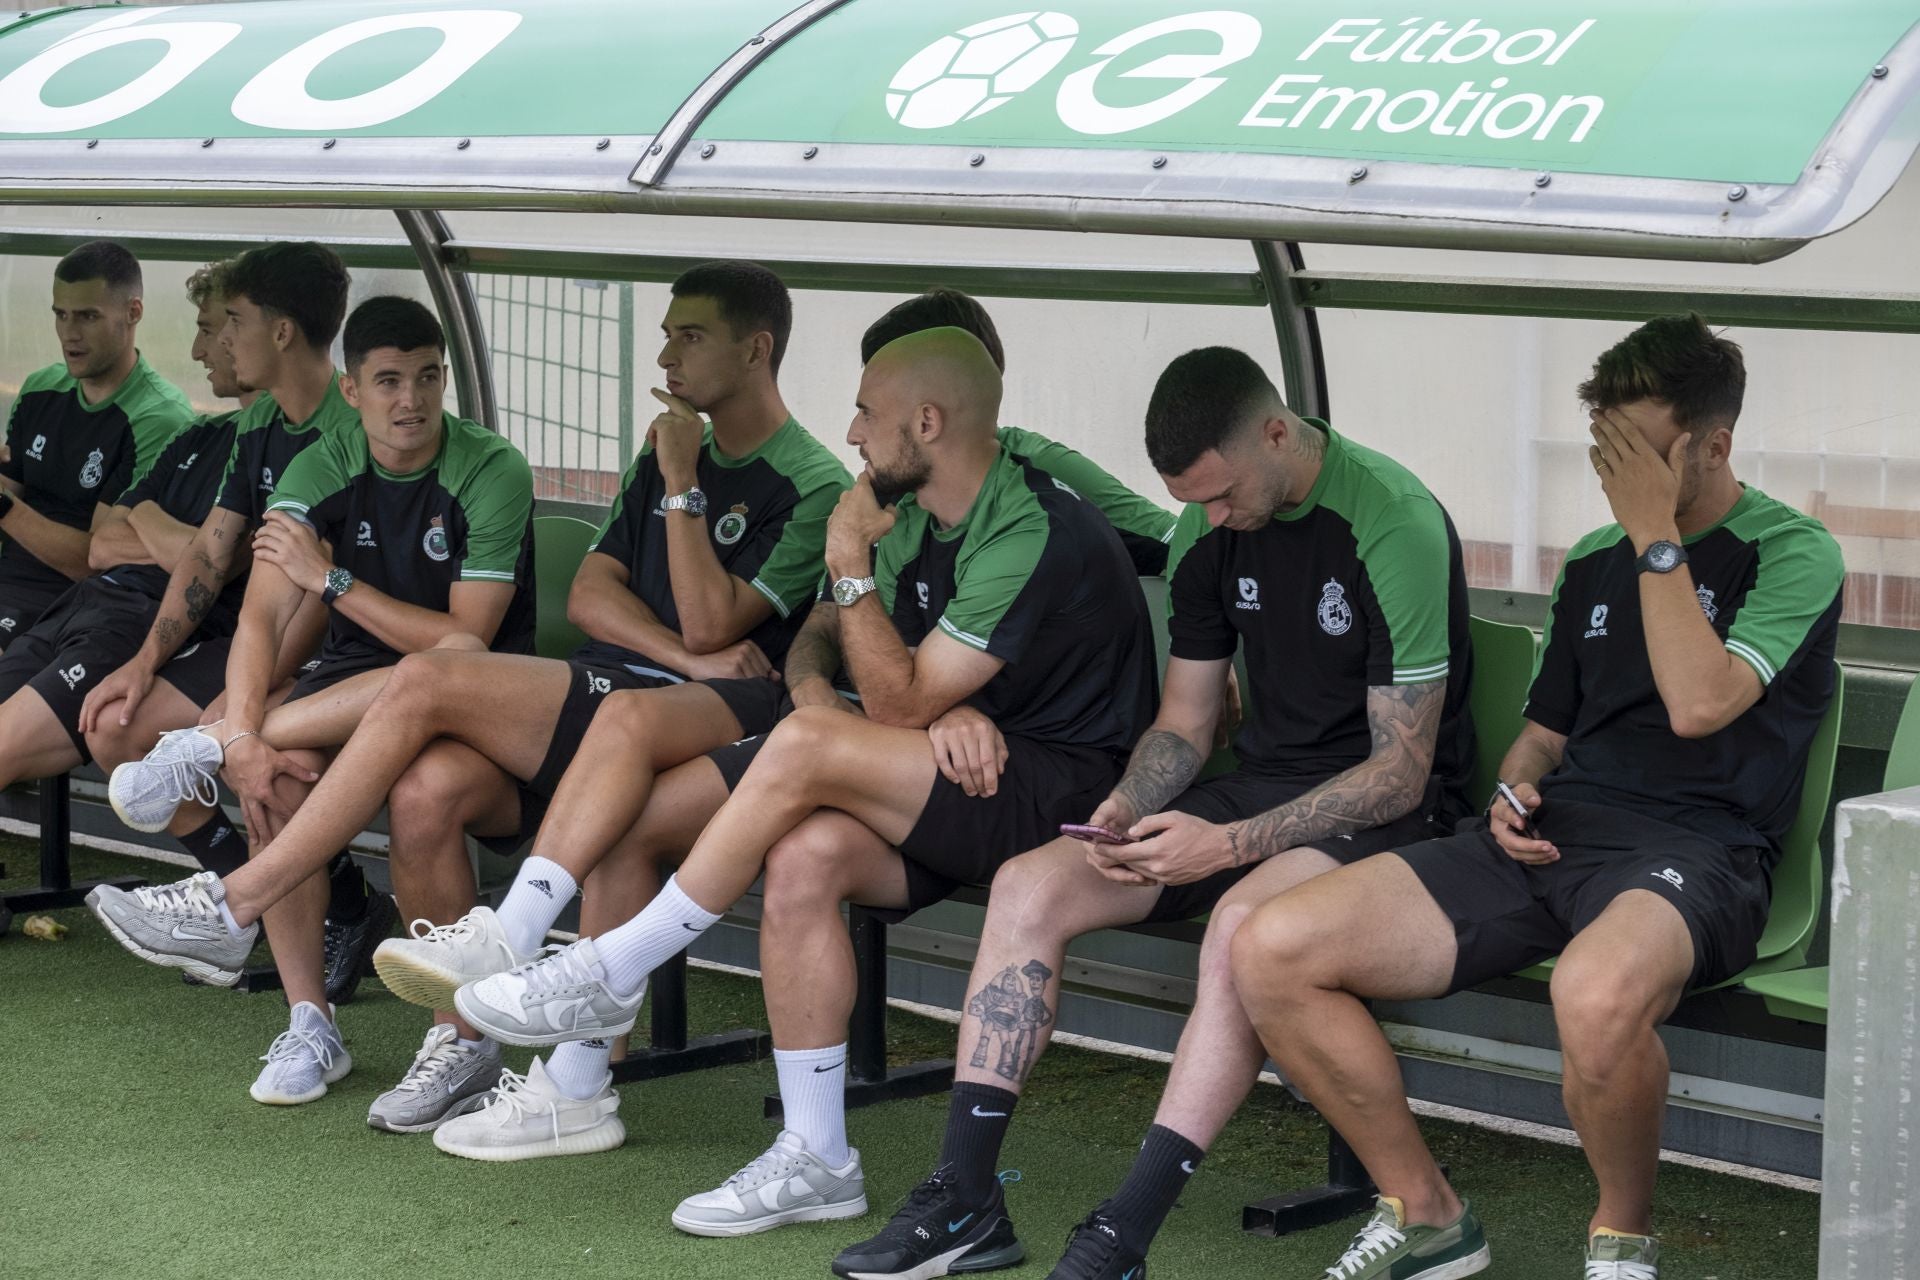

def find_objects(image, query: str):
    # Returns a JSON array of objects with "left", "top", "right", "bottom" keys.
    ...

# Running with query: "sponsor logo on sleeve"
[
  {"left": 26, "top": 434, "right": 46, "bottom": 461},
  {"left": 1236, "top": 576, "right": 1260, "bottom": 610},
  {"left": 1584, "top": 603, "right": 1609, "bottom": 638}
]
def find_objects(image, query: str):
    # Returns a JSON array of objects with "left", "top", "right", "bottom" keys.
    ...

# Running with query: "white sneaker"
[
  {"left": 109, "top": 725, "right": 223, "bottom": 833},
  {"left": 373, "top": 907, "right": 532, "bottom": 1011},
  {"left": 250, "top": 1001, "right": 352, "bottom": 1105},
  {"left": 453, "top": 936, "right": 645, "bottom": 1047},
  {"left": 672, "top": 1131, "right": 868, "bottom": 1237},
  {"left": 366, "top": 1024, "right": 503, "bottom": 1133},
  {"left": 431, "top": 1055, "right": 624, "bottom": 1162},
  {"left": 87, "top": 870, "right": 257, "bottom": 986}
]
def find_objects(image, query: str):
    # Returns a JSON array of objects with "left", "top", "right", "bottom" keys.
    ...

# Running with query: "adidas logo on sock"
[
  {"left": 528, "top": 879, "right": 553, "bottom": 898},
  {"left": 582, "top": 1039, "right": 608, "bottom": 1049}
]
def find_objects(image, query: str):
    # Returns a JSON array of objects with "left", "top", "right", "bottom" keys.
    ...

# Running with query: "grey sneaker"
[
  {"left": 1586, "top": 1230, "right": 1659, "bottom": 1279},
  {"left": 250, "top": 1001, "right": 352, "bottom": 1105},
  {"left": 453, "top": 936, "right": 644, "bottom": 1047},
  {"left": 109, "top": 725, "right": 223, "bottom": 833},
  {"left": 373, "top": 907, "right": 532, "bottom": 1011},
  {"left": 431, "top": 1055, "right": 624, "bottom": 1162},
  {"left": 673, "top": 1130, "right": 868, "bottom": 1237},
  {"left": 367, "top": 1024, "right": 503, "bottom": 1133},
  {"left": 87, "top": 870, "right": 257, "bottom": 986}
]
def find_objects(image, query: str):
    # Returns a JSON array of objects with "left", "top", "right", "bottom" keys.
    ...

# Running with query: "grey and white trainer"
[
  {"left": 673, "top": 1130, "right": 868, "bottom": 1237},
  {"left": 87, "top": 870, "right": 257, "bottom": 986},
  {"left": 367, "top": 1023, "right": 504, "bottom": 1133},
  {"left": 373, "top": 907, "right": 532, "bottom": 1011},
  {"left": 251, "top": 1001, "right": 352, "bottom": 1105},
  {"left": 109, "top": 725, "right": 224, "bottom": 833},
  {"left": 453, "top": 936, "right": 644, "bottom": 1046},
  {"left": 431, "top": 1055, "right": 624, "bottom": 1161}
]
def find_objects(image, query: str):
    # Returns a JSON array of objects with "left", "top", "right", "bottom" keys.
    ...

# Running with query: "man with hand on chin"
[{"left": 1230, "top": 315, "right": 1843, "bottom": 1280}]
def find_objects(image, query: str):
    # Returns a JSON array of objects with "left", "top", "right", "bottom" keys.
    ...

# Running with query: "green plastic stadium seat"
[
  {"left": 1742, "top": 966, "right": 1830, "bottom": 1024},
  {"left": 1466, "top": 616, "right": 1538, "bottom": 810},
  {"left": 531, "top": 514, "right": 597, "bottom": 661},
  {"left": 1884, "top": 678, "right": 1920, "bottom": 792}
]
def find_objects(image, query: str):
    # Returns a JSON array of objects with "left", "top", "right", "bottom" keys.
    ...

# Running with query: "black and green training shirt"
[
  {"left": 103, "top": 411, "right": 245, "bottom": 625},
  {"left": 266, "top": 414, "right": 537, "bottom": 662},
  {"left": 2, "top": 354, "right": 194, "bottom": 603},
  {"left": 578, "top": 417, "right": 851, "bottom": 679},
  {"left": 997, "top": 427, "right": 1176, "bottom": 577},
  {"left": 1526, "top": 485, "right": 1844, "bottom": 858},
  {"left": 1166, "top": 423, "right": 1474, "bottom": 822},
  {"left": 215, "top": 377, "right": 359, "bottom": 526},
  {"left": 864, "top": 445, "right": 1158, "bottom": 753}
]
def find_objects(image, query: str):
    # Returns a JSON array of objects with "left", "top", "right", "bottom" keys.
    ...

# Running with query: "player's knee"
[
  {"left": 1230, "top": 899, "right": 1324, "bottom": 1006},
  {"left": 85, "top": 719, "right": 146, "bottom": 771},
  {"left": 1551, "top": 960, "right": 1669, "bottom": 1061},
  {"left": 759, "top": 705, "right": 845, "bottom": 777},
  {"left": 386, "top": 758, "right": 468, "bottom": 855},
  {"left": 594, "top": 689, "right": 659, "bottom": 749},
  {"left": 985, "top": 848, "right": 1080, "bottom": 926},
  {"left": 761, "top": 825, "right": 851, "bottom": 913},
  {"left": 432, "top": 632, "right": 487, "bottom": 653}
]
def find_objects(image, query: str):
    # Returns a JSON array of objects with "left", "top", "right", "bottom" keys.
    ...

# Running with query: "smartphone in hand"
[
  {"left": 1494, "top": 781, "right": 1540, "bottom": 839},
  {"left": 1061, "top": 823, "right": 1135, "bottom": 846}
]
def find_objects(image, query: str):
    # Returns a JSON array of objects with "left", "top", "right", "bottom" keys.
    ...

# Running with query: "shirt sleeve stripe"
[
  {"left": 461, "top": 570, "right": 517, "bottom": 582},
  {"left": 266, "top": 500, "right": 308, "bottom": 515},
  {"left": 937, "top": 616, "right": 992, "bottom": 651},
  {"left": 1159, "top": 525, "right": 1177, "bottom": 544},
  {"left": 749, "top": 576, "right": 792, "bottom": 619},
  {"left": 1725, "top": 638, "right": 1777, "bottom": 685},
  {"left": 1393, "top": 661, "right": 1450, "bottom": 683}
]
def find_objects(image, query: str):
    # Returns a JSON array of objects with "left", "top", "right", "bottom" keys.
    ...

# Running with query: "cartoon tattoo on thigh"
[{"left": 966, "top": 959, "right": 1055, "bottom": 1082}]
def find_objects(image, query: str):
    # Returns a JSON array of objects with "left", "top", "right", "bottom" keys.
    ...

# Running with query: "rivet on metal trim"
[
  {"left": 1727, "top": 184, "right": 1747, "bottom": 201},
  {"left": 1348, "top": 165, "right": 1368, "bottom": 183},
  {"left": 596, "top": 138, "right": 610, "bottom": 150},
  {"left": 1151, "top": 155, "right": 1167, "bottom": 169},
  {"left": 1533, "top": 172, "right": 1551, "bottom": 188},
  {"left": 803, "top": 146, "right": 819, "bottom": 160},
  {"left": 457, "top": 138, "right": 471, "bottom": 150},
  {"left": 648, "top": 143, "right": 663, "bottom": 156},
  {"left": 85, "top": 139, "right": 98, "bottom": 149},
  {"left": 200, "top": 138, "right": 214, "bottom": 147},
  {"left": 322, "top": 138, "right": 336, "bottom": 149},
  {"left": 749, "top": 35, "right": 765, "bottom": 45},
  {"left": 1872, "top": 64, "right": 1889, "bottom": 79},
  {"left": 969, "top": 153, "right": 985, "bottom": 167},
  {"left": 701, "top": 143, "right": 717, "bottom": 159}
]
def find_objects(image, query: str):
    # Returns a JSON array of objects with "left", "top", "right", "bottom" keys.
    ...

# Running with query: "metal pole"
[
  {"left": 396, "top": 209, "right": 497, "bottom": 432},
  {"left": 1253, "top": 241, "right": 1329, "bottom": 420}
]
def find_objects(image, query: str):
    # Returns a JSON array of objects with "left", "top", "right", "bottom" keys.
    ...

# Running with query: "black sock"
[
  {"left": 940, "top": 1083, "right": 1019, "bottom": 1203},
  {"left": 1106, "top": 1125, "right": 1204, "bottom": 1252},
  {"left": 176, "top": 814, "right": 245, "bottom": 878},
  {"left": 325, "top": 852, "right": 368, "bottom": 923}
]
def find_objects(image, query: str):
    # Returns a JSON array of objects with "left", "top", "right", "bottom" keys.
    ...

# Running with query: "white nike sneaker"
[
  {"left": 87, "top": 870, "right": 258, "bottom": 986},
  {"left": 673, "top": 1130, "right": 868, "bottom": 1237},
  {"left": 110, "top": 725, "right": 223, "bottom": 833},
  {"left": 431, "top": 1055, "right": 624, "bottom": 1162},
  {"left": 373, "top": 907, "right": 533, "bottom": 1011},
  {"left": 453, "top": 936, "right": 645, "bottom": 1046},
  {"left": 251, "top": 1001, "right": 352, "bottom": 1105}
]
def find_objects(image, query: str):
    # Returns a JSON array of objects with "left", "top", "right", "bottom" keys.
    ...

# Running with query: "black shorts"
[
  {"left": 1144, "top": 772, "right": 1448, "bottom": 923},
  {"left": 704, "top": 689, "right": 863, "bottom": 792},
  {"left": 282, "top": 648, "right": 402, "bottom": 705},
  {"left": 1396, "top": 798, "right": 1771, "bottom": 994},
  {"left": 0, "top": 576, "right": 65, "bottom": 653},
  {"left": 0, "top": 578, "right": 155, "bottom": 756},
  {"left": 153, "top": 635, "right": 232, "bottom": 711}
]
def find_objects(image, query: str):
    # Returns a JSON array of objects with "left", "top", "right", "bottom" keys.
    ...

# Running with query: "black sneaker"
[
  {"left": 1047, "top": 1206, "right": 1145, "bottom": 1279},
  {"left": 324, "top": 890, "right": 396, "bottom": 1005},
  {"left": 831, "top": 1166, "right": 1024, "bottom": 1279}
]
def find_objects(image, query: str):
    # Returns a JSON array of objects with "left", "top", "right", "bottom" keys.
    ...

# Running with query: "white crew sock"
[
  {"left": 216, "top": 898, "right": 245, "bottom": 937},
  {"left": 496, "top": 856, "right": 579, "bottom": 955},
  {"left": 774, "top": 1044, "right": 850, "bottom": 1166},
  {"left": 543, "top": 1038, "right": 613, "bottom": 1101},
  {"left": 593, "top": 875, "right": 720, "bottom": 998}
]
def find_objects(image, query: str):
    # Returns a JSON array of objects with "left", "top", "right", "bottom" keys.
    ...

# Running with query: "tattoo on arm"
[
  {"left": 1225, "top": 680, "right": 1446, "bottom": 865},
  {"left": 963, "top": 959, "right": 1056, "bottom": 1084},
  {"left": 184, "top": 579, "right": 214, "bottom": 625},
  {"left": 154, "top": 618, "right": 181, "bottom": 651},
  {"left": 1112, "top": 729, "right": 1204, "bottom": 821}
]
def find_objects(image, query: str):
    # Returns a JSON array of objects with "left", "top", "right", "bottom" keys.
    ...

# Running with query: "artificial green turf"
[{"left": 3, "top": 841, "right": 1815, "bottom": 1278}]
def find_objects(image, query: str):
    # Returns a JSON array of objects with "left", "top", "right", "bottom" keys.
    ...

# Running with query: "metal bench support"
[
  {"left": 612, "top": 950, "right": 770, "bottom": 1082},
  {"left": 1, "top": 776, "right": 145, "bottom": 932}
]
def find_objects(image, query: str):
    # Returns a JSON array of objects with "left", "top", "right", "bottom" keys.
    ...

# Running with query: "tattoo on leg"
[{"left": 964, "top": 959, "right": 1055, "bottom": 1083}]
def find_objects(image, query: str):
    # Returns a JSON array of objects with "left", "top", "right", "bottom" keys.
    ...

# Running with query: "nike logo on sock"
[
  {"left": 528, "top": 879, "right": 552, "bottom": 898},
  {"left": 680, "top": 922, "right": 702, "bottom": 931},
  {"left": 1123, "top": 1268, "right": 1141, "bottom": 1280},
  {"left": 971, "top": 1106, "right": 1008, "bottom": 1118},
  {"left": 813, "top": 1061, "right": 845, "bottom": 1074},
  {"left": 948, "top": 1213, "right": 975, "bottom": 1233},
  {"left": 1181, "top": 1160, "right": 1195, "bottom": 1174}
]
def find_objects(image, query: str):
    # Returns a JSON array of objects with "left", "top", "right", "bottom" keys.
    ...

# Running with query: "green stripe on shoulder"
[
  {"left": 17, "top": 362, "right": 72, "bottom": 397},
  {"left": 1563, "top": 522, "right": 1628, "bottom": 564}
]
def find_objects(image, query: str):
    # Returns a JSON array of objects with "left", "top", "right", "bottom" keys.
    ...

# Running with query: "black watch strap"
[{"left": 0, "top": 490, "right": 13, "bottom": 521}]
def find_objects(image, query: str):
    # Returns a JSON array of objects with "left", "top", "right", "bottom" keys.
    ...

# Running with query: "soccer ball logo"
[{"left": 886, "top": 11, "right": 1079, "bottom": 130}]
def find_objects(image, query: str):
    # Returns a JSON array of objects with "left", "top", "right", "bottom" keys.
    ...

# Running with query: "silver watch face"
[
  {"left": 832, "top": 577, "right": 865, "bottom": 607},
  {"left": 1647, "top": 541, "right": 1681, "bottom": 572}
]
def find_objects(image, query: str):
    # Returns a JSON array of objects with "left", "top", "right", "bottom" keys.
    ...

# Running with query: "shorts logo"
[
  {"left": 916, "top": 581, "right": 930, "bottom": 609},
  {"left": 1316, "top": 579, "right": 1352, "bottom": 635},
  {"left": 26, "top": 434, "right": 46, "bottom": 461},
  {"left": 422, "top": 515, "right": 450, "bottom": 562},
  {"left": 587, "top": 673, "right": 612, "bottom": 696},
  {"left": 714, "top": 503, "right": 749, "bottom": 547},
  {"left": 59, "top": 662, "right": 86, "bottom": 690},
  {"left": 177, "top": 642, "right": 200, "bottom": 659},
  {"left": 357, "top": 521, "right": 378, "bottom": 549},
  {"left": 79, "top": 447, "right": 104, "bottom": 489},
  {"left": 0, "top": 616, "right": 14, "bottom": 631},
  {"left": 1696, "top": 585, "right": 1719, "bottom": 623},
  {"left": 1653, "top": 867, "right": 1685, "bottom": 891},
  {"left": 1585, "top": 603, "right": 1609, "bottom": 638},
  {"left": 1236, "top": 577, "right": 1260, "bottom": 610}
]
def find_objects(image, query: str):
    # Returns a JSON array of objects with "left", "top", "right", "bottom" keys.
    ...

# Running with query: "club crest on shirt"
[
  {"left": 1317, "top": 579, "right": 1352, "bottom": 635},
  {"left": 714, "top": 503, "right": 749, "bottom": 547},
  {"left": 78, "top": 447, "right": 104, "bottom": 489},
  {"left": 1696, "top": 584, "right": 1719, "bottom": 623},
  {"left": 423, "top": 514, "right": 450, "bottom": 562}
]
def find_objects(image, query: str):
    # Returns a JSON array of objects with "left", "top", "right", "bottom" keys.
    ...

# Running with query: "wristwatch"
[
  {"left": 1634, "top": 540, "right": 1688, "bottom": 575},
  {"left": 832, "top": 575, "right": 877, "bottom": 608},
  {"left": 322, "top": 566, "right": 355, "bottom": 605},
  {"left": 662, "top": 487, "right": 708, "bottom": 517}
]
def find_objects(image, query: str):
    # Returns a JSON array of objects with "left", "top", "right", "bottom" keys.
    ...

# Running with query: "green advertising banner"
[
  {"left": 0, "top": 0, "right": 791, "bottom": 138},
  {"left": 706, "top": 1, "right": 1914, "bottom": 183}
]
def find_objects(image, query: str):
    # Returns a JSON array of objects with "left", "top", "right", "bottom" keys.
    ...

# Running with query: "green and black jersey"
[
  {"left": 997, "top": 426, "right": 1176, "bottom": 576},
  {"left": 266, "top": 414, "right": 537, "bottom": 663},
  {"left": 215, "top": 377, "right": 358, "bottom": 525},
  {"left": 1, "top": 354, "right": 194, "bottom": 601},
  {"left": 864, "top": 445, "right": 1157, "bottom": 752},
  {"left": 1167, "top": 423, "right": 1474, "bottom": 822},
  {"left": 103, "top": 411, "right": 245, "bottom": 625},
  {"left": 578, "top": 417, "right": 850, "bottom": 678},
  {"left": 1527, "top": 485, "right": 1844, "bottom": 857}
]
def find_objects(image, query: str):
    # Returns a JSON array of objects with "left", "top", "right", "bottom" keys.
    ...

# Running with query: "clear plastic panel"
[{"left": 0, "top": 205, "right": 408, "bottom": 252}]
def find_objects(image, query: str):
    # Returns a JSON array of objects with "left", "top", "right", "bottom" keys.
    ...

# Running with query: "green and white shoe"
[
  {"left": 1321, "top": 1197, "right": 1490, "bottom": 1280},
  {"left": 1585, "top": 1229, "right": 1659, "bottom": 1279}
]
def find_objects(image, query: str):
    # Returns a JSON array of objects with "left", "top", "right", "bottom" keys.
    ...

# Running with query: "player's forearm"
[
  {"left": 571, "top": 588, "right": 694, "bottom": 670},
  {"left": 1640, "top": 567, "right": 1753, "bottom": 737},
  {"left": 88, "top": 511, "right": 152, "bottom": 571},
  {"left": 1, "top": 500, "right": 92, "bottom": 580},
  {"left": 139, "top": 525, "right": 239, "bottom": 668},
  {"left": 662, "top": 516, "right": 750, "bottom": 652},
  {"left": 784, "top": 610, "right": 844, "bottom": 696},
  {"left": 328, "top": 583, "right": 496, "bottom": 654},
  {"left": 271, "top": 593, "right": 327, "bottom": 687},
  {"left": 1109, "top": 728, "right": 1207, "bottom": 822},
  {"left": 1497, "top": 723, "right": 1564, "bottom": 794},
  {"left": 839, "top": 597, "right": 938, "bottom": 727},
  {"left": 126, "top": 502, "right": 200, "bottom": 573}
]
